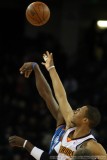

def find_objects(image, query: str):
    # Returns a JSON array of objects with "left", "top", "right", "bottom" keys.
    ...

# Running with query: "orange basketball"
[{"left": 26, "top": 1, "right": 50, "bottom": 26}]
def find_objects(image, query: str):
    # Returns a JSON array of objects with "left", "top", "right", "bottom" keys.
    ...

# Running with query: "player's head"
[
  {"left": 71, "top": 105, "right": 101, "bottom": 128},
  {"left": 72, "top": 148, "right": 95, "bottom": 160}
]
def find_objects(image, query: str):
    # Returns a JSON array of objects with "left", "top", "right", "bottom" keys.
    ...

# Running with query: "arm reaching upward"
[
  {"left": 42, "top": 51, "right": 74, "bottom": 128},
  {"left": 19, "top": 62, "right": 65, "bottom": 126}
]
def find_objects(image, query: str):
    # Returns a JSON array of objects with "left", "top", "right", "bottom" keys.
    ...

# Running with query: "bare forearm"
[
  {"left": 49, "top": 68, "right": 66, "bottom": 99},
  {"left": 33, "top": 64, "right": 59, "bottom": 119},
  {"left": 33, "top": 65, "right": 52, "bottom": 98},
  {"left": 48, "top": 67, "right": 74, "bottom": 124}
]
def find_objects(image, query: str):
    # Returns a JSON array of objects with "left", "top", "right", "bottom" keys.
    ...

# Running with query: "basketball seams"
[
  {"left": 32, "top": 3, "right": 48, "bottom": 25},
  {"left": 32, "top": 4, "right": 43, "bottom": 24},
  {"left": 26, "top": 11, "right": 40, "bottom": 25},
  {"left": 26, "top": 5, "right": 42, "bottom": 25}
]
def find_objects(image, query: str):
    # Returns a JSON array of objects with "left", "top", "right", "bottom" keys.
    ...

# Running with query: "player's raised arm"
[
  {"left": 19, "top": 62, "right": 65, "bottom": 126},
  {"left": 42, "top": 51, "right": 74, "bottom": 128}
]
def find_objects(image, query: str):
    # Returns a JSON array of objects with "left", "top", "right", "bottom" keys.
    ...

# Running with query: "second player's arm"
[
  {"left": 33, "top": 64, "right": 59, "bottom": 120},
  {"left": 19, "top": 62, "right": 65, "bottom": 126}
]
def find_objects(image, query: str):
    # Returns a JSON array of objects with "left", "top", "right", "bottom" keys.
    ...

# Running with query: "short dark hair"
[
  {"left": 85, "top": 105, "right": 101, "bottom": 128},
  {"left": 72, "top": 148, "right": 95, "bottom": 160}
]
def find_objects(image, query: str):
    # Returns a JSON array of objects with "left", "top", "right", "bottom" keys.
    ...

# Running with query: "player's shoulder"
[
  {"left": 86, "top": 139, "right": 102, "bottom": 148},
  {"left": 87, "top": 139, "right": 102, "bottom": 146},
  {"left": 86, "top": 139, "right": 106, "bottom": 154}
]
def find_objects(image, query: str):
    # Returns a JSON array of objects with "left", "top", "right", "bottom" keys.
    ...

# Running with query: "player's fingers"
[
  {"left": 20, "top": 71, "right": 24, "bottom": 75},
  {"left": 9, "top": 136, "right": 16, "bottom": 140},
  {"left": 43, "top": 53, "right": 46, "bottom": 57},
  {"left": 50, "top": 52, "right": 53, "bottom": 57},
  {"left": 46, "top": 51, "right": 50, "bottom": 56},
  {"left": 19, "top": 66, "right": 23, "bottom": 71},
  {"left": 25, "top": 72, "right": 29, "bottom": 78},
  {"left": 41, "top": 62, "right": 45, "bottom": 66},
  {"left": 43, "top": 54, "right": 48, "bottom": 62},
  {"left": 19, "top": 65, "right": 26, "bottom": 71},
  {"left": 19, "top": 63, "right": 29, "bottom": 72},
  {"left": 20, "top": 69, "right": 31, "bottom": 75},
  {"left": 27, "top": 70, "right": 32, "bottom": 77},
  {"left": 29, "top": 69, "right": 32, "bottom": 74},
  {"left": 25, "top": 71, "right": 31, "bottom": 78},
  {"left": 9, "top": 140, "right": 14, "bottom": 144},
  {"left": 20, "top": 69, "right": 27, "bottom": 75},
  {"left": 19, "top": 68, "right": 26, "bottom": 74},
  {"left": 9, "top": 142, "right": 16, "bottom": 147},
  {"left": 44, "top": 56, "right": 48, "bottom": 62},
  {"left": 9, "top": 138, "right": 16, "bottom": 143}
]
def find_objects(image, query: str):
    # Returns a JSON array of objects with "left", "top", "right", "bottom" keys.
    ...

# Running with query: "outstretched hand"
[
  {"left": 19, "top": 62, "right": 38, "bottom": 78},
  {"left": 42, "top": 51, "right": 54, "bottom": 71},
  {"left": 9, "top": 135, "right": 25, "bottom": 148}
]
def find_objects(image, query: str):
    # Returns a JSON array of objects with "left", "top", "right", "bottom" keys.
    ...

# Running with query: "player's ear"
[{"left": 83, "top": 117, "right": 89, "bottom": 124}]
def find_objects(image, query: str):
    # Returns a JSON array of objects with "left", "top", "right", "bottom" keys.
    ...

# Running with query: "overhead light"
[{"left": 97, "top": 20, "right": 107, "bottom": 29}]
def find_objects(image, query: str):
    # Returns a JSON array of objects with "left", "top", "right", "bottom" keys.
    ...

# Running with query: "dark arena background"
[{"left": 0, "top": 0, "right": 107, "bottom": 159}]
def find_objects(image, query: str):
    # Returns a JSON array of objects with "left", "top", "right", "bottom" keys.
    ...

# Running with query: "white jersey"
[{"left": 56, "top": 127, "right": 96, "bottom": 160}]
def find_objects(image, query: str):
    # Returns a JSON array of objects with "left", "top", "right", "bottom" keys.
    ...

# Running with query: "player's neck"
[{"left": 71, "top": 126, "right": 91, "bottom": 139}]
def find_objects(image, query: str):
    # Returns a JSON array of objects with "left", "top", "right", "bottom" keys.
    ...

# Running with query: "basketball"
[{"left": 26, "top": 1, "right": 50, "bottom": 26}]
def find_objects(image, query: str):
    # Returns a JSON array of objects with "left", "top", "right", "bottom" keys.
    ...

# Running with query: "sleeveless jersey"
[
  {"left": 58, "top": 127, "right": 96, "bottom": 160},
  {"left": 49, "top": 125, "right": 65, "bottom": 154}
]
